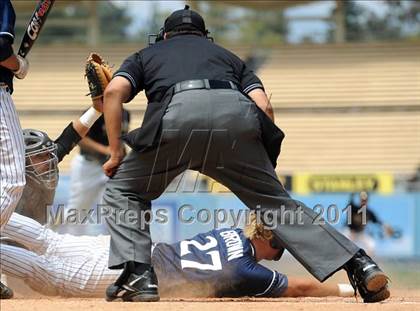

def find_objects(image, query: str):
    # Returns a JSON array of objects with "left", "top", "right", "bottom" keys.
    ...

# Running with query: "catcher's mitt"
[{"left": 85, "top": 53, "right": 113, "bottom": 99}]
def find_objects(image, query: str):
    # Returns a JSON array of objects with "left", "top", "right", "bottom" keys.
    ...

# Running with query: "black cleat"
[
  {"left": 345, "top": 249, "right": 390, "bottom": 303},
  {"left": 106, "top": 267, "right": 159, "bottom": 302},
  {"left": 0, "top": 281, "right": 13, "bottom": 299},
  {"left": 362, "top": 286, "right": 390, "bottom": 303}
]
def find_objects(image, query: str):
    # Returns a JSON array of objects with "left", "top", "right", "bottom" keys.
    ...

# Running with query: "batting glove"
[{"left": 13, "top": 55, "right": 29, "bottom": 79}]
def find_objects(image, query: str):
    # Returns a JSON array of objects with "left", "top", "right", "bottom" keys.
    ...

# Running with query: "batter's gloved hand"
[
  {"left": 85, "top": 53, "right": 113, "bottom": 99},
  {"left": 13, "top": 55, "right": 29, "bottom": 79}
]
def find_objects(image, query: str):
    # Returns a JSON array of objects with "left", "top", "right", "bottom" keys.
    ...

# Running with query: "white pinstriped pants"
[
  {"left": 0, "top": 213, "right": 120, "bottom": 297},
  {"left": 0, "top": 87, "right": 25, "bottom": 231}
]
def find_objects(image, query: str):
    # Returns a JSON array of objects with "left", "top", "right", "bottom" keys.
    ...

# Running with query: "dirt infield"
[
  {"left": 2, "top": 259, "right": 419, "bottom": 311},
  {"left": 2, "top": 294, "right": 420, "bottom": 311}
]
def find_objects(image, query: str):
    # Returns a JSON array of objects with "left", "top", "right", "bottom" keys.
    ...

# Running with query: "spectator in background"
[
  {"left": 344, "top": 191, "right": 394, "bottom": 256},
  {"left": 406, "top": 166, "right": 420, "bottom": 192},
  {"left": 67, "top": 110, "right": 130, "bottom": 215}
]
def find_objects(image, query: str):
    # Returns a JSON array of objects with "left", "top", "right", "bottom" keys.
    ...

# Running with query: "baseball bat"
[{"left": 18, "top": 0, "right": 56, "bottom": 58}]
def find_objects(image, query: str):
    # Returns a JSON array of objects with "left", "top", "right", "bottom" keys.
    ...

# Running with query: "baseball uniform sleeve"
[
  {"left": 0, "top": 36, "right": 13, "bottom": 61},
  {"left": 231, "top": 257, "right": 288, "bottom": 297},
  {"left": 240, "top": 62, "right": 265, "bottom": 94},
  {"left": 244, "top": 262, "right": 288, "bottom": 297},
  {"left": 0, "top": 0, "right": 15, "bottom": 61},
  {"left": 113, "top": 52, "right": 145, "bottom": 102},
  {"left": 0, "top": 0, "right": 15, "bottom": 41}
]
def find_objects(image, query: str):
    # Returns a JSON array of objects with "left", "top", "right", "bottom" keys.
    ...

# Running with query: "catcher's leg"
[
  {"left": 1, "top": 243, "right": 119, "bottom": 297},
  {"left": 2, "top": 212, "right": 60, "bottom": 255},
  {"left": 0, "top": 244, "right": 59, "bottom": 296}
]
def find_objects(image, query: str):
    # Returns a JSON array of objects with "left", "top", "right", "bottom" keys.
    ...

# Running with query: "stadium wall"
[{"left": 53, "top": 176, "right": 420, "bottom": 258}]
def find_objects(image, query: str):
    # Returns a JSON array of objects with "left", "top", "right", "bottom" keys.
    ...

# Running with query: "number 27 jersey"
[{"left": 152, "top": 228, "right": 288, "bottom": 297}]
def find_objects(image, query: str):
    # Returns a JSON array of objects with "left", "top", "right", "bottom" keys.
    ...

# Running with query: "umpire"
[
  {"left": 102, "top": 6, "right": 389, "bottom": 303},
  {"left": 0, "top": 0, "right": 29, "bottom": 300}
]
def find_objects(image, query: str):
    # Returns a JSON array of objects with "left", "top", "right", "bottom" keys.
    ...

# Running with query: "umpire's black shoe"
[
  {"left": 0, "top": 281, "right": 13, "bottom": 299},
  {"left": 345, "top": 249, "right": 390, "bottom": 303},
  {"left": 106, "top": 267, "right": 159, "bottom": 302}
]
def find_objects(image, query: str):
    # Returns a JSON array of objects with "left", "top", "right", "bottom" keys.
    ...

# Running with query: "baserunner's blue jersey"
[{"left": 152, "top": 228, "right": 288, "bottom": 297}]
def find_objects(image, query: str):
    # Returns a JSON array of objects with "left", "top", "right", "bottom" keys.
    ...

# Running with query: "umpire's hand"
[{"left": 103, "top": 149, "right": 124, "bottom": 177}]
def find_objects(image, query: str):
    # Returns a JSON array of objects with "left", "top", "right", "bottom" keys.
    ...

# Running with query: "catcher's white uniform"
[{"left": 0, "top": 213, "right": 120, "bottom": 297}]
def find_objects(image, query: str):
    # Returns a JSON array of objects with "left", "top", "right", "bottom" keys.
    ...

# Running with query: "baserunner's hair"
[{"left": 243, "top": 211, "right": 273, "bottom": 241}]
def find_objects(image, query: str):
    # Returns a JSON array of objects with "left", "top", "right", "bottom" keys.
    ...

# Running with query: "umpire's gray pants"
[{"left": 104, "top": 89, "right": 359, "bottom": 281}]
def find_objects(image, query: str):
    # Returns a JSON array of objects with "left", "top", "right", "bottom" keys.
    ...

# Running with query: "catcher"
[{"left": 0, "top": 53, "right": 115, "bottom": 298}]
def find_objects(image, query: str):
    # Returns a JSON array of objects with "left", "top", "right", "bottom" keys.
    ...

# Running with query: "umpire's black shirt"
[
  {"left": 0, "top": 0, "right": 16, "bottom": 92},
  {"left": 114, "top": 34, "right": 264, "bottom": 151},
  {"left": 114, "top": 34, "right": 264, "bottom": 103}
]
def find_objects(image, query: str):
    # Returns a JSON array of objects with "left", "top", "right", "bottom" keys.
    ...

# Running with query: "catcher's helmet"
[{"left": 23, "top": 129, "right": 58, "bottom": 190}]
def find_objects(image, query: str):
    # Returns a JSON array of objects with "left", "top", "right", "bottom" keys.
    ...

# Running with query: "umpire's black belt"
[{"left": 174, "top": 79, "right": 237, "bottom": 94}]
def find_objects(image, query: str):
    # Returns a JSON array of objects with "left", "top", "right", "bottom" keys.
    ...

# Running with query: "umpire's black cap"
[{"left": 164, "top": 5, "right": 206, "bottom": 34}]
